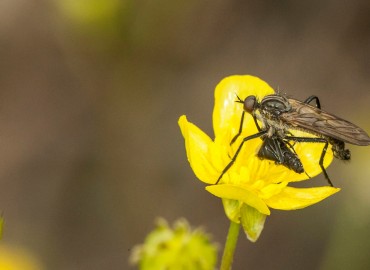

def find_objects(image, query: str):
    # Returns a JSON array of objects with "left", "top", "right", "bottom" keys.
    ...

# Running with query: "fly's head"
[
  {"left": 235, "top": 94, "right": 259, "bottom": 117},
  {"left": 242, "top": 95, "right": 258, "bottom": 114}
]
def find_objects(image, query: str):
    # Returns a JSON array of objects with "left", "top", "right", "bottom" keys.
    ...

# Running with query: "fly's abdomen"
[
  {"left": 258, "top": 136, "right": 304, "bottom": 174},
  {"left": 282, "top": 149, "right": 304, "bottom": 173}
]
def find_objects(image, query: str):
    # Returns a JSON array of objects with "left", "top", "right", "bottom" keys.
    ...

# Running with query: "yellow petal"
[
  {"left": 260, "top": 182, "right": 288, "bottom": 199},
  {"left": 206, "top": 184, "right": 270, "bottom": 215},
  {"left": 179, "top": 115, "right": 227, "bottom": 184},
  {"left": 213, "top": 75, "right": 275, "bottom": 138},
  {"left": 265, "top": 186, "right": 340, "bottom": 210}
]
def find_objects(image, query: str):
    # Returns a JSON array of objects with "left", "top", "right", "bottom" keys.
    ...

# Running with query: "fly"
[
  {"left": 215, "top": 93, "right": 370, "bottom": 186},
  {"left": 258, "top": 135, "right": 304, "bottom": 174}
]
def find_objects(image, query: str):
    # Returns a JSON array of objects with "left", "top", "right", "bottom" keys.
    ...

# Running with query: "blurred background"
[{"left": 0, "top": 0, "right": 370, "bottom": 269}]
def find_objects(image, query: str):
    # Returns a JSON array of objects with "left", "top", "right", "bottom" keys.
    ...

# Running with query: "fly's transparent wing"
[{"left": 280, "top": 99, "right": 370, "bottom": 146}]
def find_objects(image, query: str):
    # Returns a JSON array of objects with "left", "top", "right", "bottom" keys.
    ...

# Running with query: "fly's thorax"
[
  {"left": 265, "top": 118, "right": 289, "bottom": 134},
  {"left": 254, "top": 112, "right": 268, "bottom": 129},
  {"left": 260, "top": 94, "right": 292, "bottom": 117},
  {"left": 267, "top": 126, "right": 275, "bottom": 137},
  {"left": 254, "top": 110, "right": 290, "bottom": 136}
]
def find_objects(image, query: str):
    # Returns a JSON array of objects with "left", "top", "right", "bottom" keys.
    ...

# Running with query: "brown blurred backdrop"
[{"left": 0, "top": 0, "right": 370, "bottom": 269}]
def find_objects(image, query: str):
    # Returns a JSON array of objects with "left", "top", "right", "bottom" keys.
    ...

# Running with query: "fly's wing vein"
[{"left": 281, "top": 99, "right": 370, "bottom": 146}]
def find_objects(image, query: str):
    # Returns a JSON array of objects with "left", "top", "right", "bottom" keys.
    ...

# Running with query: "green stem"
[{"left": 220, "top": 221, "right": 240, "bottom": 270}]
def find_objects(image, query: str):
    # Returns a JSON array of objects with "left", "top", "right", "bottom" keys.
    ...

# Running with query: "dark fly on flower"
[
  {"left": 258, "top": 135, "right": 304, "bottom": 174},
  {"left": 215, "top": 93, "right": 370, "bottom": 186}
]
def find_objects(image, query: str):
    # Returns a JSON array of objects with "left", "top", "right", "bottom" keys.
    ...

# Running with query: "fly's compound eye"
[{"left": 244, "top": 95, "right": 256, "bottom": 113}]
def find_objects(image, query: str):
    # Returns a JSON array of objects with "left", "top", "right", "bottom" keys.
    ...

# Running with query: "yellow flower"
[{"left": 179, "top": 75, "right": 340, "bottom": 241}]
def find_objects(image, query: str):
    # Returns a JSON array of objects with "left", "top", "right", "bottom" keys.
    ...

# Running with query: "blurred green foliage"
[{"left": 130, "top": 218, "right": 218, "bottom": 270}]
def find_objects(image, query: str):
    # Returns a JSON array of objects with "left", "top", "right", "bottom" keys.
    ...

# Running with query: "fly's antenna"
[{"left": 234, "top": 93, "right": 244, "bottom": 104}]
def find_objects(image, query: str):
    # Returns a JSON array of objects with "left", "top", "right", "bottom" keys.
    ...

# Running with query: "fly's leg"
[
  {"left": 284, "top": 139, "right": 297, "bottom": 154},
  {"left": 230, "top": 111, "right": 245, "bottom": 145},
  {"left": 230, "top": 112, "right": 261, "bottom": 146},
  {"left": 215, "top": 130, "right": 267, "bottom": 184},
  {"left": 285, "top": 136, "right": 332, "bottom": 186},
  {"left": 304, "top": 95, "right": 321, "bottom": 109}
]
